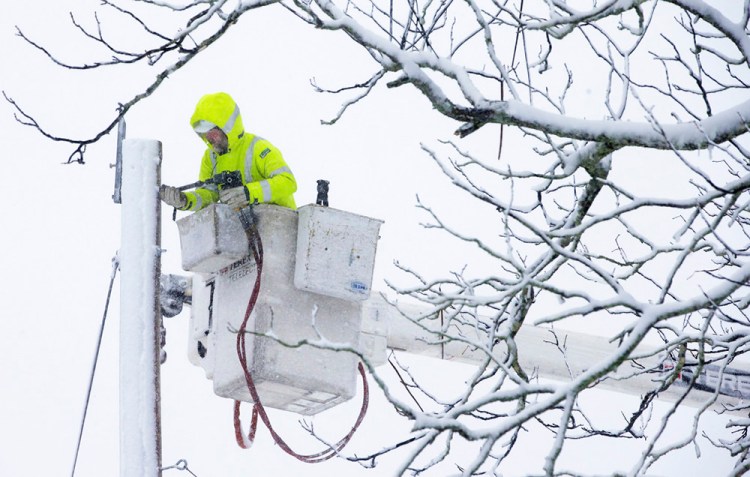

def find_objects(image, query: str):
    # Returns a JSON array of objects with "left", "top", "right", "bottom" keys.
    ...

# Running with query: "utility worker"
[{"left": 160, "top": 92, "right": 297, "bottom": 211}]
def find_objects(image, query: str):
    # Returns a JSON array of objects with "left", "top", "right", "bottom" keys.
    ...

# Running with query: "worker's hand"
[
  {"left": 220, "top": 186, "right": 250, "bottom": 208},
  {"left": 160, "top": 185, "right": 187, "bottom": 209}
]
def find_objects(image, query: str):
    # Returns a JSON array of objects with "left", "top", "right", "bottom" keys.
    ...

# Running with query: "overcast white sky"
[{"left": 0, "top": 1, "right": 741, "bottom": 476}]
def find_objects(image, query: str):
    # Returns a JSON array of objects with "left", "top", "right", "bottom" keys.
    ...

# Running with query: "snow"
[
  {"left": 119, "top": 139, "right": 163, "bottom": 476},
  {"left": 0, "top": 2, "right": 744, "bottom": 476}
]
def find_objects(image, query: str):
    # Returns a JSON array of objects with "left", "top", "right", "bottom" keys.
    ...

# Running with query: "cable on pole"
[
  {"left": 162, "top": 459, "right": 199, "bottom": 476},
  {"left": 70, "top": 254, "right": 120, "bottom": 477}
]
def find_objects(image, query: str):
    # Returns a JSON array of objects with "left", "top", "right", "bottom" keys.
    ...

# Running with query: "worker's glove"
[
  {"left": 160, "top": 185, "right": 187, "bottom": 209},
  {"left": 220, "top": 186, "right": 250, "bottom": 208}
]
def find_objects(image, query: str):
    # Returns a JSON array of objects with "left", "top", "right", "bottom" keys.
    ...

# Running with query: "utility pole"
[{"left": 119, "top": 138, "right": 163, "bottom": 476}]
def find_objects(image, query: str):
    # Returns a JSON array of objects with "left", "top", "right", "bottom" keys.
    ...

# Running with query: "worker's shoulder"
[
  {"left": 248, "top": 133, "right": 277, "bottom": 148},
  {"left": 248, "top": 134, "right": 281, "bottom": 159}
]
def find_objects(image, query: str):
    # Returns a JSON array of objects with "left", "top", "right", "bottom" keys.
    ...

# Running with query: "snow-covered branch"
[{"left": 13, "top": 0, "right": 750, "bottom": 474}]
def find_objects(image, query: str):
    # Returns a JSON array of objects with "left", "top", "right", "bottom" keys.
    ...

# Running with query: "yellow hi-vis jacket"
[{"left": 182, "top": 92, "right": 297, "bottom": 211}]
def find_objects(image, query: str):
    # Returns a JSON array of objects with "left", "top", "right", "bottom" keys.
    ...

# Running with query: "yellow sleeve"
[{"left": 245, "top": 141, "right": 297, "bottom": 209}]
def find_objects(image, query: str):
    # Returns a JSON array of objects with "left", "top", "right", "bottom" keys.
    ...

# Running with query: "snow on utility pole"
[{"left": 119, "top": 139, "right": 163, "bottom": 476}]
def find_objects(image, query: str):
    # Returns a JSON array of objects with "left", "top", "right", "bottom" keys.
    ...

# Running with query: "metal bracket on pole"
[{"left": 112, "top": 114, "right": 126, "bottom": 204}]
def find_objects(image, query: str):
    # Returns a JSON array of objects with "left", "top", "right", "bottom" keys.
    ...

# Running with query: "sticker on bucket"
[{"left": 351, "top": 281, "right": 368, "bottom": 294}]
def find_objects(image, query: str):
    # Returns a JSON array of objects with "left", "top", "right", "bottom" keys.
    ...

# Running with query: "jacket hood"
[{"left": 190, "top": 92, "right": 245, "bottom": 148}]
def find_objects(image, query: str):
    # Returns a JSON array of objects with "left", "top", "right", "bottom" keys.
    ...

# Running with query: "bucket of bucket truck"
[{"left": 177, "top": 203, "right": 374, "bottom": 415}]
